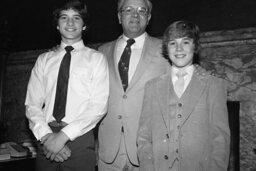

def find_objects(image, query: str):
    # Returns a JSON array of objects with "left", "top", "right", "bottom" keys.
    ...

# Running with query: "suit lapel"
[
  {"left": 107, "top": 40, "right": 124, "bottom": 91},
  {"left": 156, "top": 74, "right": 171, "bottom": 131},
  {"left": 126, "top": 35, "right": 152, "bottom": 92},
  {"left": 180, "top": 72, "right": 207, "bottom": 126}
]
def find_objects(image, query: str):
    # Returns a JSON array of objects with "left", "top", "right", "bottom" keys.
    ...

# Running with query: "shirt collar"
[
  {"left": 119, "top": 32, "right": 147, "bottom": 49},
  {"left": 171, "top": 65, "right": 194, "bottom": 78},
  {"left": 60, "top": 40, "right": 85, "bottom": 51}
]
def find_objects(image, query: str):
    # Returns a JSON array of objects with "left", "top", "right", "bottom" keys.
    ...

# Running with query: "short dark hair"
[
  {"left": 52, "top": 0, "right": 89, "bottom": 28},
  {"left": 162, "top": 20, "right": 200, "bottom": 61}
]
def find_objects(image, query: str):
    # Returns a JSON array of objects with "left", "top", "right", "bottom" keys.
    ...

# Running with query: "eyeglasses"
[{"left": 120, "top": 6, "right": 148, "bottom": 16}]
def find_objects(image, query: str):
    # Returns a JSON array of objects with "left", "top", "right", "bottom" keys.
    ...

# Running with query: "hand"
[
  {"left": 41, "top": 133, "right": 51, "bottom": 144},
  {"left": 53, "top": 145, "right": 71, "bottom": 162},
  {"left": 41, "top": 131, "right": 69, "bottom": 160},
  {"left": 41, "top": 133, "right": 53, "bottom": 158},
  {"left": 42, "top": 145, "right": 55, "bottom": 160}
]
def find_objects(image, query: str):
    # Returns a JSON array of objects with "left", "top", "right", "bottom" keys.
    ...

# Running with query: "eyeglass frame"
[{"left": 119, "top": 6, "right": 149, "bottom": 16}]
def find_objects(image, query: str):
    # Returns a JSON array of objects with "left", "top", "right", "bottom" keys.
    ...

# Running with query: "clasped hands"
[{"left": 41, "top": 131, "right": 71, "bottom": 162}]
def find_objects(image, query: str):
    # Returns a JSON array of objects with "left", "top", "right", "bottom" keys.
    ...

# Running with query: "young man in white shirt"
[{"left": 25, "top": 1, "right": 109, "bottom": 170}]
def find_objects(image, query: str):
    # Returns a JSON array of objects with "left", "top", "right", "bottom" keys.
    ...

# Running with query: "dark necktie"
[
  {"left": 118, "top": 39, "right": 135, "bottom": 91},
  {"left": 52, "top": 46, "right": 74, "bottom": 123}
]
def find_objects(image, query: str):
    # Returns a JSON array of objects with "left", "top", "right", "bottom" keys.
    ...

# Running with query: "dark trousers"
[{"left": 36, "top": 127, "right": 96, "bottom": 171}]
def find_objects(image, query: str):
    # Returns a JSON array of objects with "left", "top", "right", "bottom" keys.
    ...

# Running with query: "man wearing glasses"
[{"left": 97, "top": 0, "right": 169, "bottom": 170}]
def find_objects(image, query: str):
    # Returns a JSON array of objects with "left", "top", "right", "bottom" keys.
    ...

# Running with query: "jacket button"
[
  {"left": 177, "top": 114, "right": 182, "bottom": 118},
  {"left": 178, "top": 103, "right": 182, "bottom": 107},
  {"left": 118, "top": 115, "right": 122, "bottom": 119},
  {"left": 176, "top": 149, "right": 179, "bottom": 153},
  {"left": 164, "top": 155, "right": 168, "bottom": 160},
  {"left": 123, "top": 95, "right": 127, "bottom": 99}
]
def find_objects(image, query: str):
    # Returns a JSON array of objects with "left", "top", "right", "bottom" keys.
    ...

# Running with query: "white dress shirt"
[
  {"left": 171, "top": 65, "right": 194, "bottom": 94},
  {"left": 25, "top": 40, "right": 109, "bottom": 141},
  {"left": 116, "top": 33, "right": 146, "bottom": 82}
]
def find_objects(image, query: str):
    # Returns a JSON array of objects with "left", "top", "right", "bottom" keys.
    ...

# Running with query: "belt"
[{"left": 48, "top": 121, "right": 68, "bottom": 128}]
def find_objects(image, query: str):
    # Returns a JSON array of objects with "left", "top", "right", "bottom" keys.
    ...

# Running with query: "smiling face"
[
  {"left": 57, "top": 9, "right": 86, "bottom": 45},
  {"left": 118, "top": 0, "right": 151, "bottom": 38},
  {"left": 168, "top": 37, "right": 195, "bottom": 69}
]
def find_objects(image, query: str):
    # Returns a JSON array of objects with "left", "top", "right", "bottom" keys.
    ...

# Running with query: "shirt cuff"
[
  {"left": 35, "top": 126, "right": 53, "bottom": 141},
  {"left": 61, "top": 123, "right": 81, "bottom": 141}
]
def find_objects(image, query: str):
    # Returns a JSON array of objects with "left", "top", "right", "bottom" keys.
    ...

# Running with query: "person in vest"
[{"left": 137, "top": 20, "right": 230, "bottom": 171}]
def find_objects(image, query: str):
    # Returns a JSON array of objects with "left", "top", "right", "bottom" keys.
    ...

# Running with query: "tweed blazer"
[{"left": 137, "top": 70, "right": 230, "bottom": 171}]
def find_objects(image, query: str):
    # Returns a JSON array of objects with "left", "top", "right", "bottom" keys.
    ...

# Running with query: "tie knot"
[
  {"left": 176, "top": 70, "right": 187, "bottom": 78},
  {"left": 65, "top": 46, "right": 74, "bottom": 52},
  {"left": 126, "top": 39, "right": 135, "bottom": 47}
]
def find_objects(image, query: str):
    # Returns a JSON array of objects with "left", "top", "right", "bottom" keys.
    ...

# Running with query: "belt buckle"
[
  {"left": 56, "top": 121, "right": 66, "bottom": 127},
  {"left": 56, "top": 122, "right": 61, "bottom": 127},
  {"left": 49, "top": 121, "right": 67, "bottom": 127}
]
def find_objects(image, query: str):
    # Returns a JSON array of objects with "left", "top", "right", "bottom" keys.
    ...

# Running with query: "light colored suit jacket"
[
  {"left": 137, "top": 70, "right": 230, "bottom": 171},
  {"left": 98, "top": 34, "right": 169, "bottom": 165}
]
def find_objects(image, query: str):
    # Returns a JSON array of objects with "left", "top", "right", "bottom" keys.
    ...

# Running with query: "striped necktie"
[{"left": 118, "top": 39, "right": 135, "bottom": 91}]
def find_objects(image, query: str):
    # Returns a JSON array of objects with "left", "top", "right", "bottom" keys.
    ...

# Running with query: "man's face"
[
  {"left": 57, "top": 9, "right": 85, "bottom": 44},
  {"left": 168, "top": 37, "right": 195, "bottom": 68},
  {"left": 118, "top": 0, "right": 151, "bottom": 38}
]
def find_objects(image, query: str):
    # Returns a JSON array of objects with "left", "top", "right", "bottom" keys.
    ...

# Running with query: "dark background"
[{"left": 1, "top": 0, "right": 256, "bottom": 52}]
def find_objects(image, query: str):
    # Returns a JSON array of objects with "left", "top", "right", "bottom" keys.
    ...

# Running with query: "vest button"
[
  {"left": 178, "top": 103, "right": 182, "bottom": 107},
  {"left": 177, "top": 114, "right": 182, "bottom": 118},
  {"left": 118, "top": 115, "right": 122, "bottom": 119},
  {"left": 123, "top": 95, "right": 127, "bottom": 99},
  {"left": 164, "top": 155, "right": 168, "bottom": 160}
]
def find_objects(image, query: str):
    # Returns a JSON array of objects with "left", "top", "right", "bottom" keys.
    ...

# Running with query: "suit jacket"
[
  {"left": 137, "top": 70, "right": 230, "bottom": 171},
  {"left": 98, "top": 34, "right": 169, "bottom": 165}
]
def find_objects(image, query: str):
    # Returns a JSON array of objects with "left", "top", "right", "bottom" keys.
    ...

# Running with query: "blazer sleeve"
[
  {"left": 209, "top": 78, "right": 230, "bottom": 171},
  {"left": 137, "top": 81, "right": 155, "bottom": 171}
]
